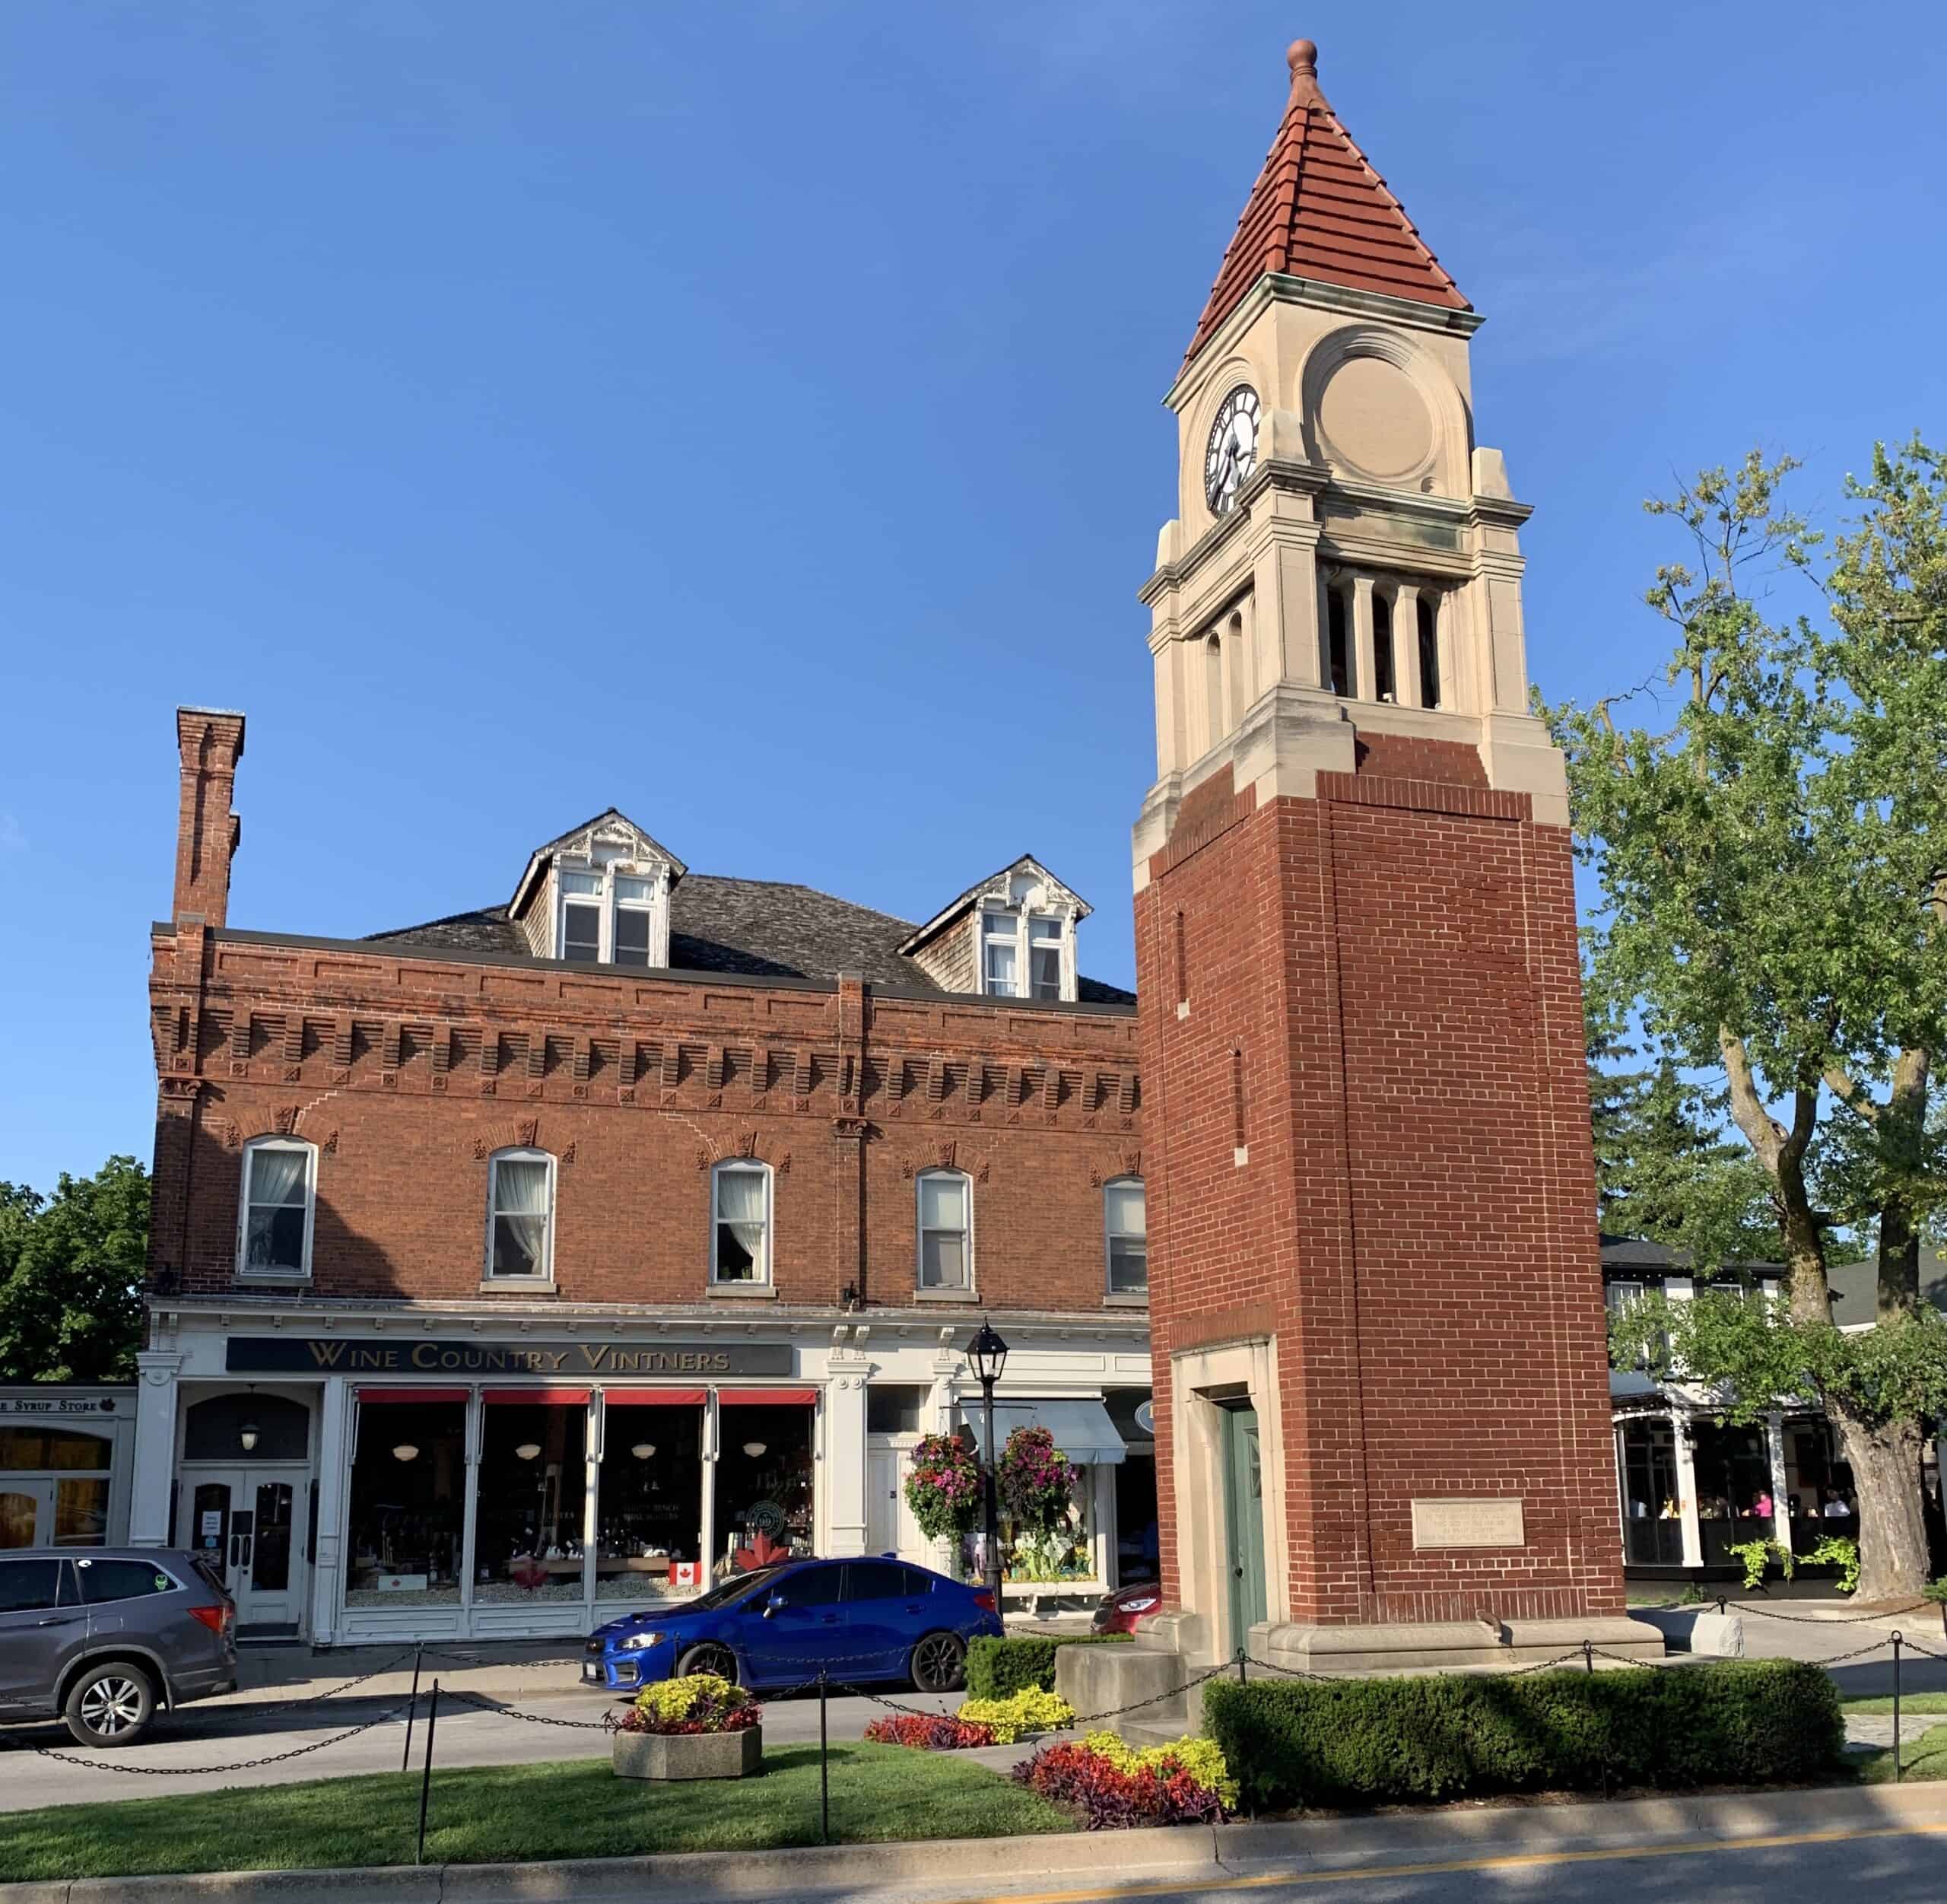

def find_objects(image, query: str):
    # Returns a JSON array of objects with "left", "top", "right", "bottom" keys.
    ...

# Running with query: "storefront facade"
[
  {"left": 134, "top": 1302, "right": 1155, "bottom": 1642},
  {"left": 1, "top": 1387, "right": 137, "bottom": 1551}
]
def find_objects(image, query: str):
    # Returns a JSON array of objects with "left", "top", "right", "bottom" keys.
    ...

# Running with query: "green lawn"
[
  {"left": 1854, "top": 1723, "right": 1947, "bottom": 1785},
  {"left": 1843, "top": 1692, "right": 1947, "bottom": 1718},
  {"left": 0, "top": 1744, "right": 1074, "bottom": 1884}
]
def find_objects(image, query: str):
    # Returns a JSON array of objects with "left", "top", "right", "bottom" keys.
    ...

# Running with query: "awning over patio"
[{"left": 957, "top": 1397, "right": 1126, "bottom": 1465}]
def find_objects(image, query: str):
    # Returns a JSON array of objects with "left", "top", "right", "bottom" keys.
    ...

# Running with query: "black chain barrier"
[{"left": 7, "top": 1691, "right": 422, "bottom": 1775}]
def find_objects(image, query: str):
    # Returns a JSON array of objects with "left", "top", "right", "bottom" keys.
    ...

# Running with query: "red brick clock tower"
[{"left": 1126, "top": 40, "right": 1653, "bottom": 1674}]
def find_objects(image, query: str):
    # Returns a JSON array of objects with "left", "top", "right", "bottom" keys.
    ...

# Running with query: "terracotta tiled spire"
[{"left": 1183, "top": 39, "right": 1469, "bottom": 365}]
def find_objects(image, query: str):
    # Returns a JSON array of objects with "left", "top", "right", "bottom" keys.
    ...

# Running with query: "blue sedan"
[{"left": 583, "top": 1556, "right": 1001, "bottom": 1695}]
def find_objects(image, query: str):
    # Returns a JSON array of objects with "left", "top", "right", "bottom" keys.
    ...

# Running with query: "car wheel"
[
  {"left": 65, "top": 1662, "right": 157, "bottom": 1747},
  {"left": 675, "top": 1642, "right": 740, "bottom": 1685},
  {"left": 910, "top": 1631, "right": 967, "bottom": 1694}
]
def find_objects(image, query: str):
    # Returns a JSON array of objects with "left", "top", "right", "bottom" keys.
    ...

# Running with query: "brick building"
[
  {"left": 132, "top": 709, "right": 1156, "bottom": 1642},
  {"left": 1119, "top": 40, "right": 1645, "bottom": 1677}
]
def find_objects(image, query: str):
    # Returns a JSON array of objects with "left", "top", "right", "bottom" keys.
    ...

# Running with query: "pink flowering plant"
[
  {"left": 904, "top": 1432, "right": 983, "bottom": 1541},
  {"left": 998, "top": 1426, "right": 1078, "bottom": 1531}
]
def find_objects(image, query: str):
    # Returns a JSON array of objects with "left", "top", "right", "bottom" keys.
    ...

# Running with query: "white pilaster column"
[
  {"left": 699, "top": 1392, "right": 719, "bottom": 1581},
  {"left": 1393, "top": 583, "right": 1422, "bottom": 710},
  {"left": 310, "top": 1377, "right": 351, "bottom": 1644},
  {"left": 129, "top": 1351, "right": 184, "bottom": 1547},
  {"left": 1351, "top": 576, "right": 1377, "bottom": 702},
  {"left": 1671, "top": 1407, "right": 1704, "bottom": 1569},
  {"left": 824, "top": 1376, "right": 869, "bottom": 1557},
  {"left": 1764, "top": 1413, "right": 1793, "bottom": 1557},
  {"left": 459, "top": 1389, "right": 482, "bottom": 1620},
  {"left": 583, "top": 1396, "right": 602, "bottom": 1618}
]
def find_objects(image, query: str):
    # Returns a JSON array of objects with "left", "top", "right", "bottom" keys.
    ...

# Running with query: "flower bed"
[
  {"left": 1012, "top": 1731, "right": 1234, "bottom": 1829},
  {"left": 957, "top": 1688, "right": 1075, "bottom": 1743},
  {"left": 610, "top": 1673, "right": 761, "bottom": 1737},
  {"left": 864, "top": 1714, "right": 999, "bottom": 1750},
  {"left": 864, "top": 1687, "right": 1075, "bottom": 1751}
]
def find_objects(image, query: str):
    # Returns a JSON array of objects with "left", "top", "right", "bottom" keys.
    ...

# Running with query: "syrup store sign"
[{"left": 224, "top": 1337, "right": 794, "bottom": 1377}]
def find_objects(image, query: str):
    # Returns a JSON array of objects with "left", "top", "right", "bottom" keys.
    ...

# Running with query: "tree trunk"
[{"left": 1826, "top": 1403, "right": 1930, "bottom": 1602}]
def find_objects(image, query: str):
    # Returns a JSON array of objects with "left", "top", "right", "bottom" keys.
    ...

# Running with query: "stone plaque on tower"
[{"left": 1100, "top": 37, "right": 1661, "bottom": 1686}]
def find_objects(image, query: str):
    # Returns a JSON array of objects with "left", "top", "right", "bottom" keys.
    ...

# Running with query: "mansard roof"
[
  {"left": 1183, "top": 39, "right": 1469, "bottom": 367},
  {"left": 366, "top": 873, "right": 1133, "bottom": 1003}
]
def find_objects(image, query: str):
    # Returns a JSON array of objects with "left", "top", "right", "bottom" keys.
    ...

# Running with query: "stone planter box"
[{"left": 612, "top": 1724, "right": 763, "bottom": 1782}]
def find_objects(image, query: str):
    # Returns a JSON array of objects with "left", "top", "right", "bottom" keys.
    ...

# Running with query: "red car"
[{"left": 1090, "top": 1578, "right": 1162, "bottom": 1634}]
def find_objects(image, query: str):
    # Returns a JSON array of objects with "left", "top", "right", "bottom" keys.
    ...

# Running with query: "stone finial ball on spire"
[{"left": 1287, "top": 37, "right": 1318, "bottom": 78}]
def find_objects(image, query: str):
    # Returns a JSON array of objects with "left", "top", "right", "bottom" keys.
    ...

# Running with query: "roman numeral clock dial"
[{"left": 1203, "top": 384, "right": 1260, "bottom": 516}]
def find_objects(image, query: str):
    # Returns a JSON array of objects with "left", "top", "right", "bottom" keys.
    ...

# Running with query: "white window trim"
[
  {"left": 552, "top": 856, "right": 669, "bottom": 969},
  {"left": 1103, "top": 1175, "right": 1147, "bottom": 1302},
  {"left": 915, "top": 1167, "right": 974, "bottom": 1296},
  {"left": 710, "top": 1159, "right": 773, "bottom": 1288},
  {"left": 484, "top": 1146, "right": 557, "bottom": 1286},
  {"left": 235, "top": 1136, "right": 318, "bottom": 1281},
  {"left": 977, "top": 902, "right": 1077, "bottom": 1004}
]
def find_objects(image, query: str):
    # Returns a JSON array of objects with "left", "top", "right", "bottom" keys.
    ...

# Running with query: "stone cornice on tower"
[{"left": 1183, "top": 39, "right": 1469, "bottom": 368}]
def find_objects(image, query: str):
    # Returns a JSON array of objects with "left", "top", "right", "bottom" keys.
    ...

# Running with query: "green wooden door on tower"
[{"left": 1221, "top": 1403, "right": 1267, "bottom": 1647}]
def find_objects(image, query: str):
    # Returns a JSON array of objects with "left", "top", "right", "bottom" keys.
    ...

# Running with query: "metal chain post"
[
  {"left": 818, "top": 1670, "right": 831, "bottom": 1845},
  {"left": 401, "top": 1644, "right": 424, "bottom": 1773},
  {"left": 1891, "top": 1631, "right": 1903, "bottom": 1783},
  {"left": 1237, "top": 1646, "right": 1247, "bottom": 1686},
  {"left": 415, "top": 1680, "right": 440, "bottom": 1866}
]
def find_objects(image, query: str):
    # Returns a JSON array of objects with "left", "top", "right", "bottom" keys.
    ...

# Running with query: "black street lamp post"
[{"left": 967, "top": 1318, "right": 1010, "bottom": 1620}]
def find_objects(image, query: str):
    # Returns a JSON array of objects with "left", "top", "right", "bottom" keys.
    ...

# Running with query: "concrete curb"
[{"left": 8, "top": 1778, "right": 1947, "bottom": 1904}]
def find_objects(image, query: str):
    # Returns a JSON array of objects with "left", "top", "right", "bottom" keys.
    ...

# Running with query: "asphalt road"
[{"left": 0, "top": 1682, "right": 979, "bottom": 1811}]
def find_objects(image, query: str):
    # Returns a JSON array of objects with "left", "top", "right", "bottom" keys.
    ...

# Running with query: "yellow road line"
[{"left": 939, "top": 1820, "right": 1947, "bottom": 1902}]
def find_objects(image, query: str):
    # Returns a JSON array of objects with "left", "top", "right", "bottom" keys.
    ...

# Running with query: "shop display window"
[
  {"left": 713, "top": 1404, "right": 815, "bottom": 1578},
  {"left": 596, "top": 1404, "right": 704, "bottom": 1601},
  {"left": 345, "top": 1400, "right": 465, "bottom": 1607},
  {"left": 474, "top": 1400, "right": 589, "bottom": 1604},
  {"left": 0, "top": 1426, "right": 113, "bottom": 1550}
]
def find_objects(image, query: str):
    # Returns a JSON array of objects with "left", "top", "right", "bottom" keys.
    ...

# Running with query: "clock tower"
[{"left": 1124, "top": 40, "right": 1655, "bottom": 1677}]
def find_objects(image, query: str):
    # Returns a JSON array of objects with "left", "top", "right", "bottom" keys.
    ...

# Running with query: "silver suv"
[{"left": 0, "top": 1549, "right": 239, "bottom": 1746}]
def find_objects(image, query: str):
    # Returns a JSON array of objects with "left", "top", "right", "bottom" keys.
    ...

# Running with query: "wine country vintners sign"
[{"left": 224, "top": 1337, "right": 794, "bottom": 1377}]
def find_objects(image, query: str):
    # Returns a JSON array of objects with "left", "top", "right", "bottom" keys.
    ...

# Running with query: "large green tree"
[
  {"left": 1551, "top": 441, "right": 1947, "bottom": 1600},
  {"left": 0, "top": 1155, "right": 148, "bottom": 1383}
]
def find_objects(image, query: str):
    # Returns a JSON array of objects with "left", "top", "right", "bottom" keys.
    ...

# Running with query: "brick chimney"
[{"left": 172, "top": 706, "right": 246, "bottom": 927}]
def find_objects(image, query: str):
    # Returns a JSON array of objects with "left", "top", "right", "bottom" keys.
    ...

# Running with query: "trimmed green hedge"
[
  {"left": 965, "top": 1634, "right": 1131, "bottom": 1699},
  {"left": 1204, "top": 1660, "right": 1844, "bottom": 1812}
]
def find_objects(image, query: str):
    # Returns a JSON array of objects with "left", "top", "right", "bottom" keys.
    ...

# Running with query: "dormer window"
[
  {"left": 983, "top": 909, "right": 1020, "bottom": 997},
  {"left": 554, "top": 864, "right": 665, "bottom": 967},
  {"left": 1027, "top": 915, "right": 1062, "bottom": 1000},
  {"left": 898, "top": 855, "right": 1091, "bottom": 1004}
]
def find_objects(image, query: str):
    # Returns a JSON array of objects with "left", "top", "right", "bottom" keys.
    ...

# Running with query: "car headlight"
[{"left": 619, "top": 1631, "right": 667, "bottom": 1651}]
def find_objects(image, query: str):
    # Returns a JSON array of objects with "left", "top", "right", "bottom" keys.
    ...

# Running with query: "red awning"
[
  {"left": 717, "top": 1388, "right": 818, "bottom": 1407},
  {"left": 356, "top": 1387, "right": 468, "bottom": 1404},
  {"left": 482, "top": 1387, "right": 592, "bottom": 1406},
  {"left": 602, "top": 1388, "right": 707, "bottom": 1407}
]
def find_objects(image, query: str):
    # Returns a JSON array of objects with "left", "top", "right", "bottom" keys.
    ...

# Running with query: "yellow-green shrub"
[
  {"left": 1082, "top": 1730, "right": 1239, "bottom": 1810},
  {"left": 956, "top": 1686, "right": 1075, "bottom": 1743}
]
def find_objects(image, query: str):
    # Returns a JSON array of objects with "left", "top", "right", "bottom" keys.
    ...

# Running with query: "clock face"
[{"left": 1204, "top": 385, "right": 1260, "bottom": 515}]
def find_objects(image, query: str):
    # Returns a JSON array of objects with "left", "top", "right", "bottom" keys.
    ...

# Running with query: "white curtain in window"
[
  {"left": 245, "top": 1146, "right": 310, "bottom": 1269},
  {"left": 248, "top": 1146, "right": 309, "bottom": 1209},
  {"left": 920, "top": 1174, "right": 966, "bottom": 1231},
  {"left": 494, "top": 1158, "right": 551, "bottom": 1274},
  {"left": 716, "top": 1168, "right": 767, "bottom": 1276}
]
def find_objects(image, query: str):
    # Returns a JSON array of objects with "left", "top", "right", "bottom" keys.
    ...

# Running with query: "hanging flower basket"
[
  {"left": 905, "top": 1432, "right": 984, "bottom": 1542},
  {"left": 999, "top": 1426, "right": 1078, "bottom": 1533}
]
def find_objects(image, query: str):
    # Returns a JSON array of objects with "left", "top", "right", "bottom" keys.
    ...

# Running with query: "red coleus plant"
[
  {"left": 863, "top": 1713, "right": 997, "bottom": 1750},
  {"left": 1012, "top": 1742, "right": 1226, "bottom": 1830}
]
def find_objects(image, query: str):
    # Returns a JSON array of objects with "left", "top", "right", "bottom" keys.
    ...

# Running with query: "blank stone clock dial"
[{"left": 1203, "top": 385, "right": 1260, "bottom": 516}]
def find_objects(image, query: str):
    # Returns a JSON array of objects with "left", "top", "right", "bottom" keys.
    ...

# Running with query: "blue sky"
[{"left": 2, "top": 2, "right": 1943, "bottom": 1190}]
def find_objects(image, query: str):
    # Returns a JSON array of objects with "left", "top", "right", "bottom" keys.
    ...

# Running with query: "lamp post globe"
[{"left": 967, "top": 1318, "right": 1009, "bottom": 1619}]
